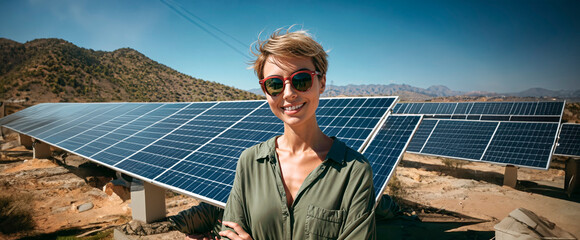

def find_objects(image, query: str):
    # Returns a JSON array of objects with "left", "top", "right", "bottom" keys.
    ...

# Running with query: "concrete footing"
[
  {"left": 503, "top": 165, "right": 518, "bottom": 188},
  {"left": 19, "top": 134, "right": 33, "bottom": 149},
  {"left": 33, "top": 139, "right": 51, "bottom": 159},
  {"left": 565, "top": 158, "right": 579, "bottom": 196},
  {"left": 130, "top": 179, "right": 166, "bottom": 223}
]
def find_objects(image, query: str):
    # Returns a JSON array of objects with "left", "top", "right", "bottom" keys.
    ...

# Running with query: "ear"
[{"left": 319, "top": 74, "right": 326, "bottom": 94}]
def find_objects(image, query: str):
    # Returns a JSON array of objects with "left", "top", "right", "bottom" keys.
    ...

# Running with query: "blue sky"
[{"left": 1, "top": 0, "right": 578, "bottom": 93}]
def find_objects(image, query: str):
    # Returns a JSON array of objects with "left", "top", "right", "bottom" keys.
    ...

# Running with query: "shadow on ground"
[
  {"left": 400, "top": 158, "right": 579, "bottom": 203},
  {"left": 400, "top": 159, "right": 504, "bottom": 185},
  {"left": 377, "top": 218, "right": 494, "bottom": 240},
  {"left": 518, "top": 180, "right": 580, "bottom": 203},
  {"left": 378, "top": 198, "right": 494, "bottom": 240},
  {"left": 16, "top": 226, "right": 111, "bottom": 240}
]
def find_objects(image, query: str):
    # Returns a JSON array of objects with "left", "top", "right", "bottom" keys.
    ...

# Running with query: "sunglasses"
[{"left": 259, "top": 70, "right": 320, "bottom": 97}]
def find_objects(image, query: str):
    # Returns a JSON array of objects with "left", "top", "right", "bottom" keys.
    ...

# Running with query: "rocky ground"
[
  {"left": 379, "top": 153, "right": 580, "bottom": 239},
  {"left": 0, "top": 134, "right": 199, "bottom": 240},
  {"left": 0, "top": 132, "right": 579, "bottom": 240}
]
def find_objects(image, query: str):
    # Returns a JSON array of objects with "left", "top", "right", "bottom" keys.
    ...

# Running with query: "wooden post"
[{"left": 503, "top": 165, "right": 518, "bottom": 188}]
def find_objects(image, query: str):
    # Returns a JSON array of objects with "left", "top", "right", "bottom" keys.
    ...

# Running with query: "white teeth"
[{"left": 284, "top": 103, "right": 304, "bottom": 111}]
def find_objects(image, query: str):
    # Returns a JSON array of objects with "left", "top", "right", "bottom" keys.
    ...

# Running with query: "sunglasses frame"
[{"left": 259, "top": 70, "right": 321, "bottom": 97}]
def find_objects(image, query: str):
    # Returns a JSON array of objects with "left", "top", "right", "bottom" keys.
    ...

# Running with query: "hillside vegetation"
[{"left": 0, "top": 38, "right": 262, "bottom": 103}]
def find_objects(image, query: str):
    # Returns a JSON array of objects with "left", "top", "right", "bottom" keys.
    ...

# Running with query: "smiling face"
[{"left": 263, "top": 55, "right": 326, "bottom": 129}]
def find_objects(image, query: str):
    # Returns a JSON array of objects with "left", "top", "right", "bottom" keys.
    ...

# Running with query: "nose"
[{"left": 282, "top": 80, "right": 297, "bottom": 100}]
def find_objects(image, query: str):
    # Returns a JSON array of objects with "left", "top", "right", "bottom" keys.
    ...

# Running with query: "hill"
[
  {"left": 250, "top": 84, "right": 580, "bottom": 102},
  {"left": 0, "top": 38, "right": 262, "bottom": 104}
]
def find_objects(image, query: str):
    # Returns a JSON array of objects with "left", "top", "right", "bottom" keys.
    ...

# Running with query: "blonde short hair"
[{"left": 251, "top": 28, "right": 328, "bottom": 80}]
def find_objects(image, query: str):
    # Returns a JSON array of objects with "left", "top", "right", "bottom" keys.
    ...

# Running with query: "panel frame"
[
  {"left": 362, "top": 113, "right": 423, "bottom": 207},
  {"left": 554, "top": 123, "right": 580, "bottom": 158},
  {"left": 393, "top": 101, "right": 565, "bottom": 122}
]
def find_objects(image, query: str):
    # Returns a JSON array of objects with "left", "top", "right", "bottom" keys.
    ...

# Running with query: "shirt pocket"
[{"left": 305, "top": 205, "right": 345, "bottom": 240}]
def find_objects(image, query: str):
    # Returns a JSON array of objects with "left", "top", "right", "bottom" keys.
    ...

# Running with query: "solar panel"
[
  {"left": 405, "top": 118, "right": 559, "bottom": 169},
  {"left": 0, "top": 97, "right": 398, "bottom": 207},
  {"left": 554, "top": 123, "right": 580, "bottom": 157},
  {"left": 362, "top": 114, "right": 422, "bottom": 204},
  {"left": 393, "top": 101, "right": 564, "bottom": 122},
  {"left": 421, "top": 120, "right": 498, "bottom": 160},
  {"left": 481, "top": 122, "right": 559, "bottom": 168},
  {"left": 406, "top": 119, "right": 438, "bottom": 152}
]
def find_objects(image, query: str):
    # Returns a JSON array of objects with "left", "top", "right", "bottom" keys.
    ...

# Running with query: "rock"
[
  {"left": 77, "top": 202, "right": 94, "bottom": 212},
  {"left": 37, "top": 173, "right": 85, "bottom": 189},
  {"left": 86, "top": 188, "right": 108, "bottom": 199},
  {"left": 118, "top": 220, "right": 174, "bottom": 236},
  {"left": 51, "top": 206, "right": 70, "bottom": 214},
  {"left": 103, "top": 182, "right": 131, "bottom": 201},
  {"left": 85, "top": 176, "right": 112, "bottom": 188},
  {"left": 0, "top": 140, "right": 19, "bottom": 150}
]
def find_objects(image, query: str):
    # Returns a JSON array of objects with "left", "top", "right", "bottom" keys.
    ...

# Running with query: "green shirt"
[{"left": 222, "top": 136, "right": 376, "bottom": 240}]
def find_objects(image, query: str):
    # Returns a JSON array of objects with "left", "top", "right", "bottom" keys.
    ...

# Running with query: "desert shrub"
[
  {"left": 442, "top": 158, "right": 467, "bottom": 170},
  {"left": 387, "top": 175, "right": 404, "bottom": 198},
  {"left": 0, "top": 193, "right": 35, "bottom": 234}
]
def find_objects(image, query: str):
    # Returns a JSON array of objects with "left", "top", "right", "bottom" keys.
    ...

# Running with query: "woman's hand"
[{"left": 219, "top": 221, "right": 253, "bottom": 240}]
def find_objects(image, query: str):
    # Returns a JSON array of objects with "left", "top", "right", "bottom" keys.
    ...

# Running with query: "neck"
[{"left": 280, "top": 118, "right": 330, "bottom": 153}]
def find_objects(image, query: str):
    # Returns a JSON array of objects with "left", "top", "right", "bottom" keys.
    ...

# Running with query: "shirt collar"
[{"left": 255, "top": 136, "right": 346, "bottom": 165}]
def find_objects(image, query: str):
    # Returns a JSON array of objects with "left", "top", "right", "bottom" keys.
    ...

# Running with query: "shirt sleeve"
[
  {"left": 338, "top": 161, "right": 376, "bottom": 240},
  {"left": 168, "top": 202, "right": 224, "bottom": 235},
  {"left": 221, "top": 151, "right": 251, "bottom": 239}
]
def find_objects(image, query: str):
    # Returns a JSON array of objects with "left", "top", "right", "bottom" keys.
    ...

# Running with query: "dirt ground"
[
  {"left": 379, "top": 153, "right": 580, "bottom": 239},
  {"left": 0, "top": 134, "right": 579, "bottom": 240}
]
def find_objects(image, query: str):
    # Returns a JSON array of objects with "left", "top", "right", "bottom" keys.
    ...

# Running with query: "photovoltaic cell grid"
[
  {"left": 0, "top": 97, "right": 398, "bottom": 206},
  {"left": 362, "top": 115, "right": 422, "bottom": 203},
  {"left": 554, "top": 123, "right": 580, "bottom": 157},
  {"left": 404, "top": 119, "right": 559, "bottom": 169},
  {"left": 421, "top": 120, "right": 498, "bottom": 160},
  {"left": 392, "top": 101, "right": 564, "bottom": 122},
  {"left": 154, "top": 97, "right": 397, "bottom": 204}
]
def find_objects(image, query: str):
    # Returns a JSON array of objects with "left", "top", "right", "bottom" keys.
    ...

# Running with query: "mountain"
[
  {"left": 506, "top": 88, "right": 580, "bottom": 98},
  {"left": 249, "top": 84, "right": 579, "bottom": 101},
  {"left": 250, "top": 83, "right": 481, "bottom": 100},
  {"left": 0, "top": 38, "right": 262, "bottom": 103}
]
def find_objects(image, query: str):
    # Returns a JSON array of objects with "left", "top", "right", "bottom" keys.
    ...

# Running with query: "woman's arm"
[{"left": 339, "top": 162, "right": 376, "bottom": 240}]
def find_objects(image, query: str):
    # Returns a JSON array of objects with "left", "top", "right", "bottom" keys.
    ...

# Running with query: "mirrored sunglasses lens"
[
  {"left": 265, "top": 78, "right": 284, "bottom": 96},
  {"left": 292, "top": 73, "right": 313, "bottom": 92}
]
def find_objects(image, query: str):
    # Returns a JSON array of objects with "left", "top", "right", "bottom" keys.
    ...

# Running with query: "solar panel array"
[
  {"left": 362, "top": 114, "right": 422, "bottom": 203},
  {"left": 554, "top": 123, "right": 580, "bottom": 157},
  {"left": 0, "top": 97, "right": 413, "bottom": 207},
  {"left": 405, "top": 119, "right": 560, "bottom": 169},
  {"left": 393, "top": 101, "right": 564, "bottom": 122}
]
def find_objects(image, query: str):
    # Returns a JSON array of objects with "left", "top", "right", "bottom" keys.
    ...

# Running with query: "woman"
[{"left": 219, "top": 28, "right": 376, "bottom": 240}]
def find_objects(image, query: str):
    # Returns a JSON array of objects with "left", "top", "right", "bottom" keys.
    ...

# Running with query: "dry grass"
[{"left": 0, "top": 192, "right": 35, "bottom": 234}]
